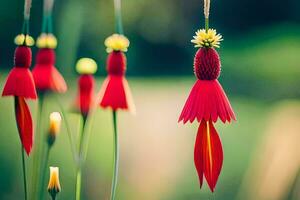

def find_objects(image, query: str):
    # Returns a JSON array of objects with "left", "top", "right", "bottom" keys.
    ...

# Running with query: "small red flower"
[
  {"left": 2, "top": 45, "right": 37, "bottom": 155},
  {"left": 179, "top": 29, "right": 235, "bottom": 192},
  {"left": 98, "top": 34, "right": 135, "bottom": 113},
  {"left": 76, "top": 74, "right": 95, "bottom": 117},
  {"left": 32, "top": 48, "right": 67, "bottom": 93}
]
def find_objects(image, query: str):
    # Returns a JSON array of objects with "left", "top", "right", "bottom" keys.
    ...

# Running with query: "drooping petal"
[
  {"left": 32, "top": 48, "right": 67, "bottom": 93},
  {"left": 14, "top": 97, "right": 33, "bottom": 155},
  {"left": 194, "top": 120, "right": 223, "bottom": 192},
  {"left": 98, "top": 75, "right": 135, "bottom": 113},
  {"left": 2, "top": 68, "right": 37, "bottom": 99},
  {"left": 178, "top": 80, "right": 235, "bottom": 124},
  {"left": 76, "top": 75, "right": 95, "bottom": 116}
]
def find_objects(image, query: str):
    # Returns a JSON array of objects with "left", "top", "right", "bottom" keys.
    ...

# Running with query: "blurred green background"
[{"left": 0, "top": 0, "right": 300, "bottom": 199}]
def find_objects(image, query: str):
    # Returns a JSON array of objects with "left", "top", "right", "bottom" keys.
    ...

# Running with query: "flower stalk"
[
  {"left": 21, "top": 146, "right": 28, "bottom": 200},
  {"left": 110, "top": 111, "right": 119, "bottom": 200}
]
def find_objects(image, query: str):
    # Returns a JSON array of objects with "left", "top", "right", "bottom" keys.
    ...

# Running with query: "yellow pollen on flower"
[
  {"left": 36, "top": 33, "right": 57, "bottom": 49},
  {"left": 49, "top": 112, "right": 62, "bottom": 136},
  {"left": 191, "top": 29, "right": 223, "bottom": 48},
  {"left": 47, "top": 167, "right": 61, "bottom": 196},
  {"left": 104, "top": 34, "right": 130, "bottom": 53},
  {"left": 76, "top": 58, "right": 98, "bottom": 75},
  {"left": 14, "top": 34, "right": 35, "bottom": 46}
]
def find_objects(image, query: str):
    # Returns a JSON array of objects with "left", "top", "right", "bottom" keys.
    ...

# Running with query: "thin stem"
[
  {"left": 113, "top": 0, "right": 123, "bottom": 34},
  {"left": 75, "top": 115, "right": 86, "bottom": 200},
  {"left": 31, "top": 92, "right": 45, "bottom": 199},
  {"left": 110, "top": 111, "right": 119, "bottom": 200},
  {"left": 38, "top": 146, "right": 50, "bottom": 200},
  {"left": 205, "top": 17, "right": 209, "bottom": 32},
  {"left": 75, "top": 169, "right": 82, "bottom": 200},
  {"left": 54, "top": 95, "right": 77, "bottom": 163},
  {"left": 21, "top": 147, "right": 28, "bottom": 200}
]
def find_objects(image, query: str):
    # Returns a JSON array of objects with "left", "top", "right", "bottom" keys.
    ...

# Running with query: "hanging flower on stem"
[
  {"left": 74, "top": 58, "right": 97, "bottom": 200},
  {"left": 1, "top": 0, "right": 36, "bottom": 199},
  {"left": 178, "top": 0, "right": 236, "bottom": 192},
  {"left": 98, "top": 1, "right": 135, "bottom": 199}
]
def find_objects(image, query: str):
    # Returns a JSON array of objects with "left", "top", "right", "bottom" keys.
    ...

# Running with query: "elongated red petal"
[
  {"left": 194, "top": 120, "right": 223, "bottom": 192},
  {"left": 15, "top": 97, "right": 33, "bottom": 155}
]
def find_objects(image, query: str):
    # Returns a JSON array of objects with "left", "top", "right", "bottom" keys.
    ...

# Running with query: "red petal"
[
  {"left": 2, "top": 68, "right": 37, "bottom": 99},
  {"left": 76, "top": 75, "right": 95, "bottom": 116},
  {"left": 32, "top": 49, "right": 67, "bottom": 93},
  {"left": 194, "top": 120, "right": 223, "bottom": 192},
  {"left": 15, "top": 97, "right": 33, "bottom": 155},
  {"left": 98, "top": 75, "right": 135, "bottom": 113},
  {"left": 178, "top": 80, "right": 235, "bottom": 124}
]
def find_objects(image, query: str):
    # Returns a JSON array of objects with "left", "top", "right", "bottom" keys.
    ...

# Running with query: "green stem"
[
  {"left": 38, "top": 146, "right": 50, "bottom": 200},
  {"left": 31, "top": 92, "right": 45, "bottom": 199},
  {"left": 21, "top": 147, "right": 28, "bottom": 200},
  {"left": 205, "top": 17, "right": 209, "bottom": 32},
  {"left": 110, "top": 111, "right": 119, "bottom": 200},
  {"left": 75, "top": 169, "right": 82, "bottom": 200},
  {"left": 75, "top": 115, "right": 86, "bottom": 200},
  {"left": 113, "top": 0, "right": 123, "bottom": 34},
  {"left": 54, "top": 95, "right": 77, "bottom": 163}
]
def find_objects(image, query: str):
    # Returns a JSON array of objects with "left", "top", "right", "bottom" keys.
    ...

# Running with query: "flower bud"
[
  {"left": 47, "top": 167, "right": 61, "bottom": 199},
  {"left": 76, "top": 58, "right": 97, "bottom": 75},
  {"left": 48, "top": 112, "right": 62, "bottom": 146}
]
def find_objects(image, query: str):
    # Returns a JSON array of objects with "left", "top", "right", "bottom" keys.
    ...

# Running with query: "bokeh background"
[{"left": 0, "top": 0, "right": 300, "bottom": 199}]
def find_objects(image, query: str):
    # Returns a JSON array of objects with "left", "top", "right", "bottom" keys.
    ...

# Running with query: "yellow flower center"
[
  {"left": 14, "top": 34, "right": 35, "bottom": 46},
  {"left": 36, "top": 33, "right": 58, "bottom": 49},
  {"left": 191, "top": 29, "right": 223, "bottom": 48},
  {"left": 76, "top": 58, "right": 98, "bottom": 75},
  {"left": 104, "top": 34, "right": 130, "bottom": 53}
]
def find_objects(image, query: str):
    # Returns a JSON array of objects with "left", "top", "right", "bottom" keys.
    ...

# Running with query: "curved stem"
[
  {"left": 54, "top": 95, "right": 77, "bottom": 164},
  {"left": 21, "top": 147, "right": 28, "bottom": 200},
  {"left": 75, "top": 115, "right": 87, "bottom": 200},
  {"left": 113, "top": 0, "right": 123, "bottom": 34},
  {"left": 110, "top": 111, "right": 119, "bottom": 200},
  {"left": 38, "top": 146, "right": 50, "bottom": 200}
]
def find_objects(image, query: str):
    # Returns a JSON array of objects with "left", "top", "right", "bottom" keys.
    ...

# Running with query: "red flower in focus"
[
  {"left": 98, "top": 34, "right": 135, "bottom": 113},
  {"left": 2, "top": 44, "right": 37, "bottom": 155},
  {"left": 75, "top": 58, "right": 97, "bottom": 117},
  {"left": 179, "top": 29, "right": 235, "bottom": 192},
  {"left": 32, "top": 34, "right": 67, "bottom": 93}
]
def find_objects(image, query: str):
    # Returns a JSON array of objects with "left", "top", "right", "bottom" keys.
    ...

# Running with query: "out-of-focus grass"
[{"left": 0, "top": 77, "right": 274, "bottom": 200}]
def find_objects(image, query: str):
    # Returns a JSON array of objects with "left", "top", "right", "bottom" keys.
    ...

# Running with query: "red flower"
[
  {"left": 2, "top": 46, "right": 37, "bottom": 155},
  {"left": 179, "top": 31, "right": 235, "bottom": 192},
  {"left": 32, "top": 48, "right": 67, "bottom": 93},
  {"left": 98, "top": 51, "right": 135, "bottom": 112},
  {"left": 76, "top": 74, "right": 95, "bottom": 117}
]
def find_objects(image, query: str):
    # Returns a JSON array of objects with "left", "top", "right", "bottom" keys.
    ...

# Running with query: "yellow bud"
[
  {"left": 14, "top": 34, "right": 35, "bottom": 46},
  {"left": 48, "top": 167, "right": 61, "bottom": 198},
  {"left": 104, "top": 34, "right": 130, "bottom": 53},
  {"left": 49, "top": 112, "right": 62, "bottom": 136},
  {"left": 76, "top": 58, "right": 97, "bottom": 74}
]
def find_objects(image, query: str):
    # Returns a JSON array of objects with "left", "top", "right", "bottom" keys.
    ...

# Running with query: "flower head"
[
  {"left": 49, "top": 112, "right": 62, "bottom": 136},
  {"left": 36, "top": 33, "right": 57, "bottom": 49},
  {"left": 48, "top": 167, "right": 61, "bottom": 198},
  {"left": 14, "top": 34, "right": 35, "bottom": 46},
  {"left": 105, "top": 34, "right": 130, "bottom": 53},
  {"left": 191, "top": 29, "right": 223, "bottom": 48},
  {"left": 76, "top": 58, "right": 97, "bottom": 75}
]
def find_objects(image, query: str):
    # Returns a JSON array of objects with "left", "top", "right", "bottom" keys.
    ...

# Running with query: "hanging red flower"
[
  {"left": 178, "top": 29, "right": 236, "bottom": 192},
  {"left": 75, "top": 58, "right": 97, "bottom": 117},
  {"left": 98, "top": 34, "right": 135, "bottom": 113},
  {"left": 32, "top": 34, "right": 67, "bottom": 93},
  {"left": 2, "top": 35, "right": 37, "bottom": 155}
]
